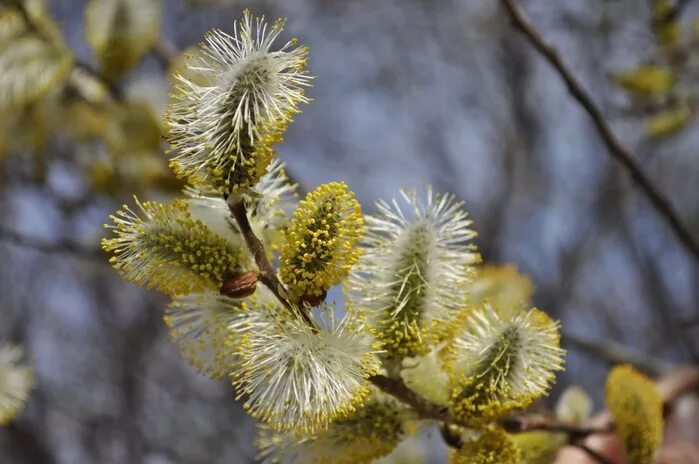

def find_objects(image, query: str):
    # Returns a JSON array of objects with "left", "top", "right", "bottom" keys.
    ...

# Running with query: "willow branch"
[
  {"left": 563, "top": 331, "right": 675, "bottom": 376},
  {"left": 500, "top": 0, "right": 699, "bottom": 264},
  {"left": 0, "top": 226, "right": 102, "bottom": 259},
  {"left": 576, "top": 444, "right": 616, "bottom": 464},
  {"left": 369, "top": 373, "right": 613, "bottom": 441},
  {"left": 374, "top": 363, "right": 698, "bottom": 451},
  {"left": 225, "top": 198, "right": 697, "bottom": 439},
  {"left": 228, "top": 200, "right": 315, "bottom": 327},
  {"left": 73, "top": 60, "right": 123, "bottom": 102},
  {"left": 152, "top": 39, "right": 178, "bottom": 69},
  {"left": 369, "top": 374, "right": 447, "bottom": 421},
  {"left": 501, "top": 414, "right": 613, "bottom": 438},
  {"left": 226, "top": 189, "right": 696, "bottom": 449}
]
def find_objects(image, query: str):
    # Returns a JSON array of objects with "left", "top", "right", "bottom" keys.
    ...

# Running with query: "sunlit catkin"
[
  {"left": 605, "top": 365, "right": 663, "bottom": 464},
  {"left": 280, "top": 182, "right": 364, "bottom": 302},
  {"left": 165, "top": 10, "right": 310, "bottom": 196},
  {"left": 445, "top": 305, "right": 564, "bottom": 424},
  {"left": 232, "top": 304, "right": 380, "bottom": 435},
  {"left": 257, "top": 391, "right": 405, "bottom": 464},
  {"left": 347, "top": 188, "right": 480, "bottom": 359},
  {"left": 0, "top": 344, "right": 33, "bottom": 426},
  {"left": 451, "top": 429, "right": 520, "bottom": 464},
  {"left": 102, "top": 198, "right": 247, "bottom": 296}
]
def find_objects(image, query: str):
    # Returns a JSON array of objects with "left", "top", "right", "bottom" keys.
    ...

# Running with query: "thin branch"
[
  {"left": 576, "top": 443, "right": 616, "bottom": 464},
  {"left": 500, "top": 0, "right": 699, "bottom": 264},
  {"left": 223, "top": 182, "right": 695, "bottom": 452},
  {"left": 224, "top": 196, "right": 694, "bottom": 443},
  {"left": 152, "top": 40, "right": 178, "bottom": 69},
  {"left": 563, "top": 331, "right": 675, "bottom": 376},
  {"left": 0, "top": 226, "right": 102, "bottom": 259},
  {"left": 369, "top": 372, "right": 614, "bottom": 440},
  {"left": 228, "top": 200, "right": 315, "bottom": 327},
  {"left": 369, "top": 374, "right": 447, "bottom": 421},
  {"left": 502, "top": 414, "right": 613, "bottom": 441},
  {"left": 73, "top": 60, "right": 124, "bottom": 103}
]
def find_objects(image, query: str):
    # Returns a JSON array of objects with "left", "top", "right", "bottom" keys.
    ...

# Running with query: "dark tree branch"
[
  {"left": 563, "top": 330, "right": 675, "bottom": 376},
  {"left": 576, "top": 443, "right": 616, "bottom": 464},
  {"left": 369, "top": 374, "right": 446, "bottom": 421},
  {"left": 226, "top": 197, "right": 698, "bottom": 450},
  {"left": 500, "top": 0, "right": 699, "bottom": 264},
  {"left": 228, "top": 200, "right": 315, "bottom": 327},
  {"left": 501, "top": 414, "right": 613, "bottom": 439},
  {"left": 0, "top": 226, "right": 102, "bottom": 259}
]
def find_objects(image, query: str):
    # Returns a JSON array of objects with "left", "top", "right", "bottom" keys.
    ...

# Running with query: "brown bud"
[
  {"left": 298, "top": 290, "right": 327, "bottom": 308},
  {"left": 220, "top": 271, "right": 258, "bottom": 299}
]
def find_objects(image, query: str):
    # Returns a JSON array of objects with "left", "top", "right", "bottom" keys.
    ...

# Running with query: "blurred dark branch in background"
[
  {"left": 563, "top": 330, "right": 676, "bottom": 376},
  {"left": 152, "top": 40, "right": 178, "bottom": 68},
  {"left": 0, "top": 226, "right": 102, "bottom": 259},
  {"left": 576, "top": 444, "right": 615, "bottom": 464},
  {"left": 500, "top": 0, "right": 699, "bottom": 264}
]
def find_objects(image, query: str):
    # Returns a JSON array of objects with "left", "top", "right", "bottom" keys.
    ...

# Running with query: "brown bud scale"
[{"left": 220, "top": 270, "right": 258, "bottom": 299}]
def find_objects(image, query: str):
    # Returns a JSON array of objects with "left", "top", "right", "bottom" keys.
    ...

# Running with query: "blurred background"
[{"left": 1, "top": 0, "right": 698, "bottom": 462}]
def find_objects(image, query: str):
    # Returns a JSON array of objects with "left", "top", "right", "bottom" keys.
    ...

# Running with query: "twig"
[
  {"left": 0, "top": 226, "right": 102, "bottom": 259},
  {"left": 369, "top": 373, "right": 614, "bottom": 440},
  {"left": 576, "top": 443, "right": 616, "bottom": 464},
  {"left": 501, "top": 414, "right": 613, "bottom": 440},
  {"left": 369, "top": 374, "right": 446, "bottom": 421},
  {"left": 228, "top": 200, "right": 315, "bottom": 328},
  {"left": 563, "top": 331, "right": 675, "bottom": 376},
  {"left": 73, "top": 61, "right": 123, "bottom": 102},
  {"left": 224, "top": 186, "right": 695, "bottom": 452},
  {"left": 500, "top": 0, "right": 699, "bottom": 264},
  {"left": 152, "top": 40, "right": 178, "bottom": 69}
]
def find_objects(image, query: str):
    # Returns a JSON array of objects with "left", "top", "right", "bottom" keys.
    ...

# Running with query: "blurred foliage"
[
  {"left": 611, "top": 0, "right": 699, "bottom": 139},
  {"left": 84, "top": 0, "right": 161, "bottom": 80},
  {"left": 0, "top": 0, "right": 181, "bottom": 199}
]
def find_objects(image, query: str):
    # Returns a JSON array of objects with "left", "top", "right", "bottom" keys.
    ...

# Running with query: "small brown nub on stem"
[{"left": 220, "top": 270, "right": 258, "bottom": 299}]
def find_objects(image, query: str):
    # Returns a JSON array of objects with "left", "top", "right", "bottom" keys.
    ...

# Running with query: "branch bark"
[
  {"left": 0, "top": 226, "right": 102, "bottom": 259},
  {"left": 225, "top": 185, "right": 697, "bottom": 452},
  {"left": 228, "top": 200, "right": 315, "bottom": 327},
  {"left": 500, "top": 0, "right": 699, "bottom": 264}
]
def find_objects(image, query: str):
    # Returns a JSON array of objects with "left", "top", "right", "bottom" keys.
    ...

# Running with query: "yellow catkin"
[
  {"left": 0, "top": 344, "right": 34, "bottom": 426},
  {"left": 280, "top": 182, "right": 365, "bottom": 300},
  {"left": 451, "top": 429, "right": 520, "bottom": 464},
  {"left": 445, "top": 307, "right": 564, "bottom": 425},
  {"left": 614, "top": 65, "right": 674, "bottom": 96},
  {"left": 232, "top": 304, "right": 379, "bottom": 436},
  {"left": 467, "top": 264, "right": 534, "bottom": 319},
  {"left": 510, "top": 431, "right": 566, "bottom": 464},
  {"left": 171, "top": 117, "right": 286, "bottom": 197},
  {"left": 102, "top": 199, "right": 246, "bottom": 296},
  {"left": 164, "top": 10, "right": 310, "bottom": 196},
  {"left": 605, "top": 365, "right": 664, "bottom": 464},
  {"left": 257, "top": 393, "right": 404, "bottom": 464}
]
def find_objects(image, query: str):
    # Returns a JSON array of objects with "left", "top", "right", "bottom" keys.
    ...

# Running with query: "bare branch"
[
  {"left": 152, "top": 40, "right": 178, "bottom": 69},
  {"left": 228, "top": 200, "right": 315, "bottom": 328},
  {"left": 575, "top": 443, "right": 616, "bottom": 464},
  {"left": 563, "top": 331, "right": 675, "bottom": 376},
  {"left": 0, "top": 226, "right": 102, "bottom": 259},
  {"left": 500, "top": 0, "right": 699, "bottom": 264},
  {"left": 369, "top": 374, "right": 447, "bottom": 421}
]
